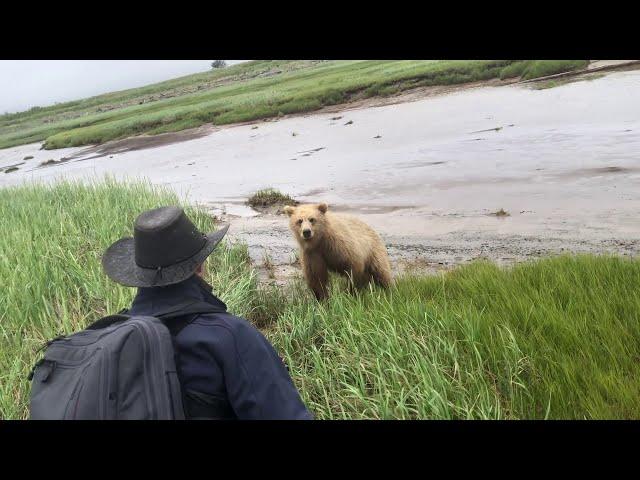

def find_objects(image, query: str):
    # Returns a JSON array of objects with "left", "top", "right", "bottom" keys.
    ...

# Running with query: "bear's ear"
[
  {"left": 283, "top": 206, "right": 296, "bottom": 216},
  {"left": 318, "top": 203, "right": 328, "bottom": 214}
]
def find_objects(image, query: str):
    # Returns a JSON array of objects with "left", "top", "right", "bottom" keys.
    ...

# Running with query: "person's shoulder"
[{"left": 192, "top": 311, "right": 263, "bottom": 342}]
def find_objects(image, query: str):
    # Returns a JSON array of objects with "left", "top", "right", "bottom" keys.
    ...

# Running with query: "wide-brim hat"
[{"left": 102, "top": 206, "right": 229, "bottom": 288}]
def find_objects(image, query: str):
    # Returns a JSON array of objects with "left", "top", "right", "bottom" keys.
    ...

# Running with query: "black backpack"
[{"left": 28, "top": 299, "right": 226, "bottom": 420}]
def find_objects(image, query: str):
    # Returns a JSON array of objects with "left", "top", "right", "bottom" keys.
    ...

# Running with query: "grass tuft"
[
  {"left": 492, "top": 208, "right": 510, "bottom": 217},
  {"left": 247, "top": 188, "right": 298, "bottom": 209}
]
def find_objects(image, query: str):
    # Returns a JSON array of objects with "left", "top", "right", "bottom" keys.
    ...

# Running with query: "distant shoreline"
[{"left": 0, "top": 60, "right": 595, "bottom": 151}]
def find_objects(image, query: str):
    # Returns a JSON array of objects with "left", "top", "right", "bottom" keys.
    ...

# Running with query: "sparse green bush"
[{"left": 247, "top": 188, "right": 298, "bottom": 208}]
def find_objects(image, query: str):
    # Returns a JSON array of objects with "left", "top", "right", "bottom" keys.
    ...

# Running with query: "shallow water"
[{"left": 2, "top": 70, "right": 639, "bottom": 244}]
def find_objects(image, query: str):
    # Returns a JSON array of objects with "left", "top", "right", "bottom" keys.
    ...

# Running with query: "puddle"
[
  {"left": 553, "top": 166, "right": 639, "bottom": 180},
  {"left": 470, "top": 126, "right": 504, "bottom": 134},
  {"left": 296, "top": 147, "right": 326, "bottom": 154},
  {"left": 37, "top": 157, "right": 73, "bottom": 169},
  {"left": 331, "top": 204, "right": 416, "bottom": 214},
  {"left": 1, "top": 161, "right": 25, "bottom": 173},
  {"left": 298, "top": 187, "right": 328, "bottom": 198},
  {"left": 396, "top": 160, "right": 446, "bottom": 169},
  {"left": 201, "top": 202, "right": 260, "bottom": 218},
  {"left": 63, "top": 126, "right": 215, "bottom": 162},
  {"left": 582, "top": 166, "right": 634, "bottom": 175}
]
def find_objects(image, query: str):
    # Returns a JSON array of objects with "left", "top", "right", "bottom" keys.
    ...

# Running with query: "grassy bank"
[
  {"left": 499, "top": 60, "right": 589, "bottom": 80},
  {"left": 0, "top": 60, "right": 588, "bottom": 151},
  {"left": 271, "top": 257, "right": 639, "bottom": 419},
  {"left": 2, "top": 180, "right": 637, "bottom": 419},
  {"left": 0, "top": 178, "right": 258, "bottom": 419}
]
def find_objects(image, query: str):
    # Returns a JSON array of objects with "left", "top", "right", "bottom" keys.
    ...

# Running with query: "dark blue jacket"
[{"left": 127, "top": 275, "right": 313, "bottom": 420}]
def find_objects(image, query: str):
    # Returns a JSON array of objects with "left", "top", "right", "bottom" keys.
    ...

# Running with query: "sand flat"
[{"left": 2, "top": 69, "right": 639, "bottom": 279}]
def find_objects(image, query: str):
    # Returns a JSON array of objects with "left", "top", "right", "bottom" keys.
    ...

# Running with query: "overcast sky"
[{"left": 0, "top": 60, "right": 249, "bottom": 114}]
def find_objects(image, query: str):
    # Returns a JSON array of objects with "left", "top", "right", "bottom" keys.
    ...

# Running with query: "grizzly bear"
[{"left": 284, "top": 203, "right": 392, "bottom": 300}]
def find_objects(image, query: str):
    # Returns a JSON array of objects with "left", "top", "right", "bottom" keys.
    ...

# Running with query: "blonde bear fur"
[{"left": 284, "top": 202, "right": 392, "bottom": 300}]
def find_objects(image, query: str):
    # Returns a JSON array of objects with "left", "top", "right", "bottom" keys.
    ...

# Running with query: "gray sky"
[{"left": 0, "top": 60, "right": 249, "bottom": 114}]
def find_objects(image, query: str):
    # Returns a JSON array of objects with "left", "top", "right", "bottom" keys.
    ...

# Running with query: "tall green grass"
[
  {"left": 270, "top": 258, "right": 640, "bottom": 419},
  {"left": 1, "top": 180, "right": 637, "bottom": 419},
  {"left": 0, "top": 178, "right": 258, "bottom": 419},
  {"left": 500, "top": 60, "right": 589, "bottom": 80},
  {"left": 0, "top": 60, "right": 587, "bottom": 150}
]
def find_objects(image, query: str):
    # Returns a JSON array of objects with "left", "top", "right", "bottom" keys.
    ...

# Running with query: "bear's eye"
[{"left": 297, "top": 219, "right": 303, "bottom": 225}]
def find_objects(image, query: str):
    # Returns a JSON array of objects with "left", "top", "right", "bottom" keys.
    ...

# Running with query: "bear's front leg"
[{"left": 303, "top": 252, "right": 329, "bottom": 301}]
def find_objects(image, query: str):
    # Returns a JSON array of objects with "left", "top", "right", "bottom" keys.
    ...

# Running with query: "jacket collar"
[{"left": 128, "top": 274, "right": 227, "bottom": 316}]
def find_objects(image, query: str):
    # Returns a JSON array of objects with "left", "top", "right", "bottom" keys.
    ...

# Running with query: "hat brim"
[{"left": 102, "top": 224, "right": 229, "bottom": 288}]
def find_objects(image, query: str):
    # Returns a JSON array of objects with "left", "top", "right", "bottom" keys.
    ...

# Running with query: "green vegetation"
[
  {"left": 0, "top": 179, "right": 258, "bottom": 419},
  {"left": 247, "top": 188, "right": 297, "bottom": 209},
  {"left": 532, "top": 81, "right": 561, "bottom": 90},
  {"left": 273, "top": 257, "right": 640, "bottom": 419},
  {"left": 492, "top": 208, "right": 510, "bottom": 217},
  {"left": 500, "top": 60, "right": 589, "bottom": 80},
  {"left": 530, "top": 72, "right": 607, "bottom": 91},
  {"left": 0, "top": 60, "right": 588, "bottom": 151},
  {"left": 1, "top": 180, "right": 638, "bottom": 419},
  {"left": 522, "top": 60, "right": 589, "bottom": 80}
]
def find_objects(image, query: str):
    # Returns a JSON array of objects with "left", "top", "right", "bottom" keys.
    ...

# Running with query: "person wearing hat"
[{"left": 102, "top": 206, "right": 313, "bottom": 420}]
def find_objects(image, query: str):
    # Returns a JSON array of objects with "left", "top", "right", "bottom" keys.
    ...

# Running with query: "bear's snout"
[{"left": 302, "top": 228, "right": 312, "bottom": 239}]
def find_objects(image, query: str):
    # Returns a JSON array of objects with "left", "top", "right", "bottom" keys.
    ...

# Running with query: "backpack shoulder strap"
[
  {"left": 86, "top": 313, "right": 130, "bottom": 331},
  {"left": 154, "top": 298, "right": 226, "bottom": 337},
  {"left": 85, "top": 299, "right": 224, "bottom": 334}
]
